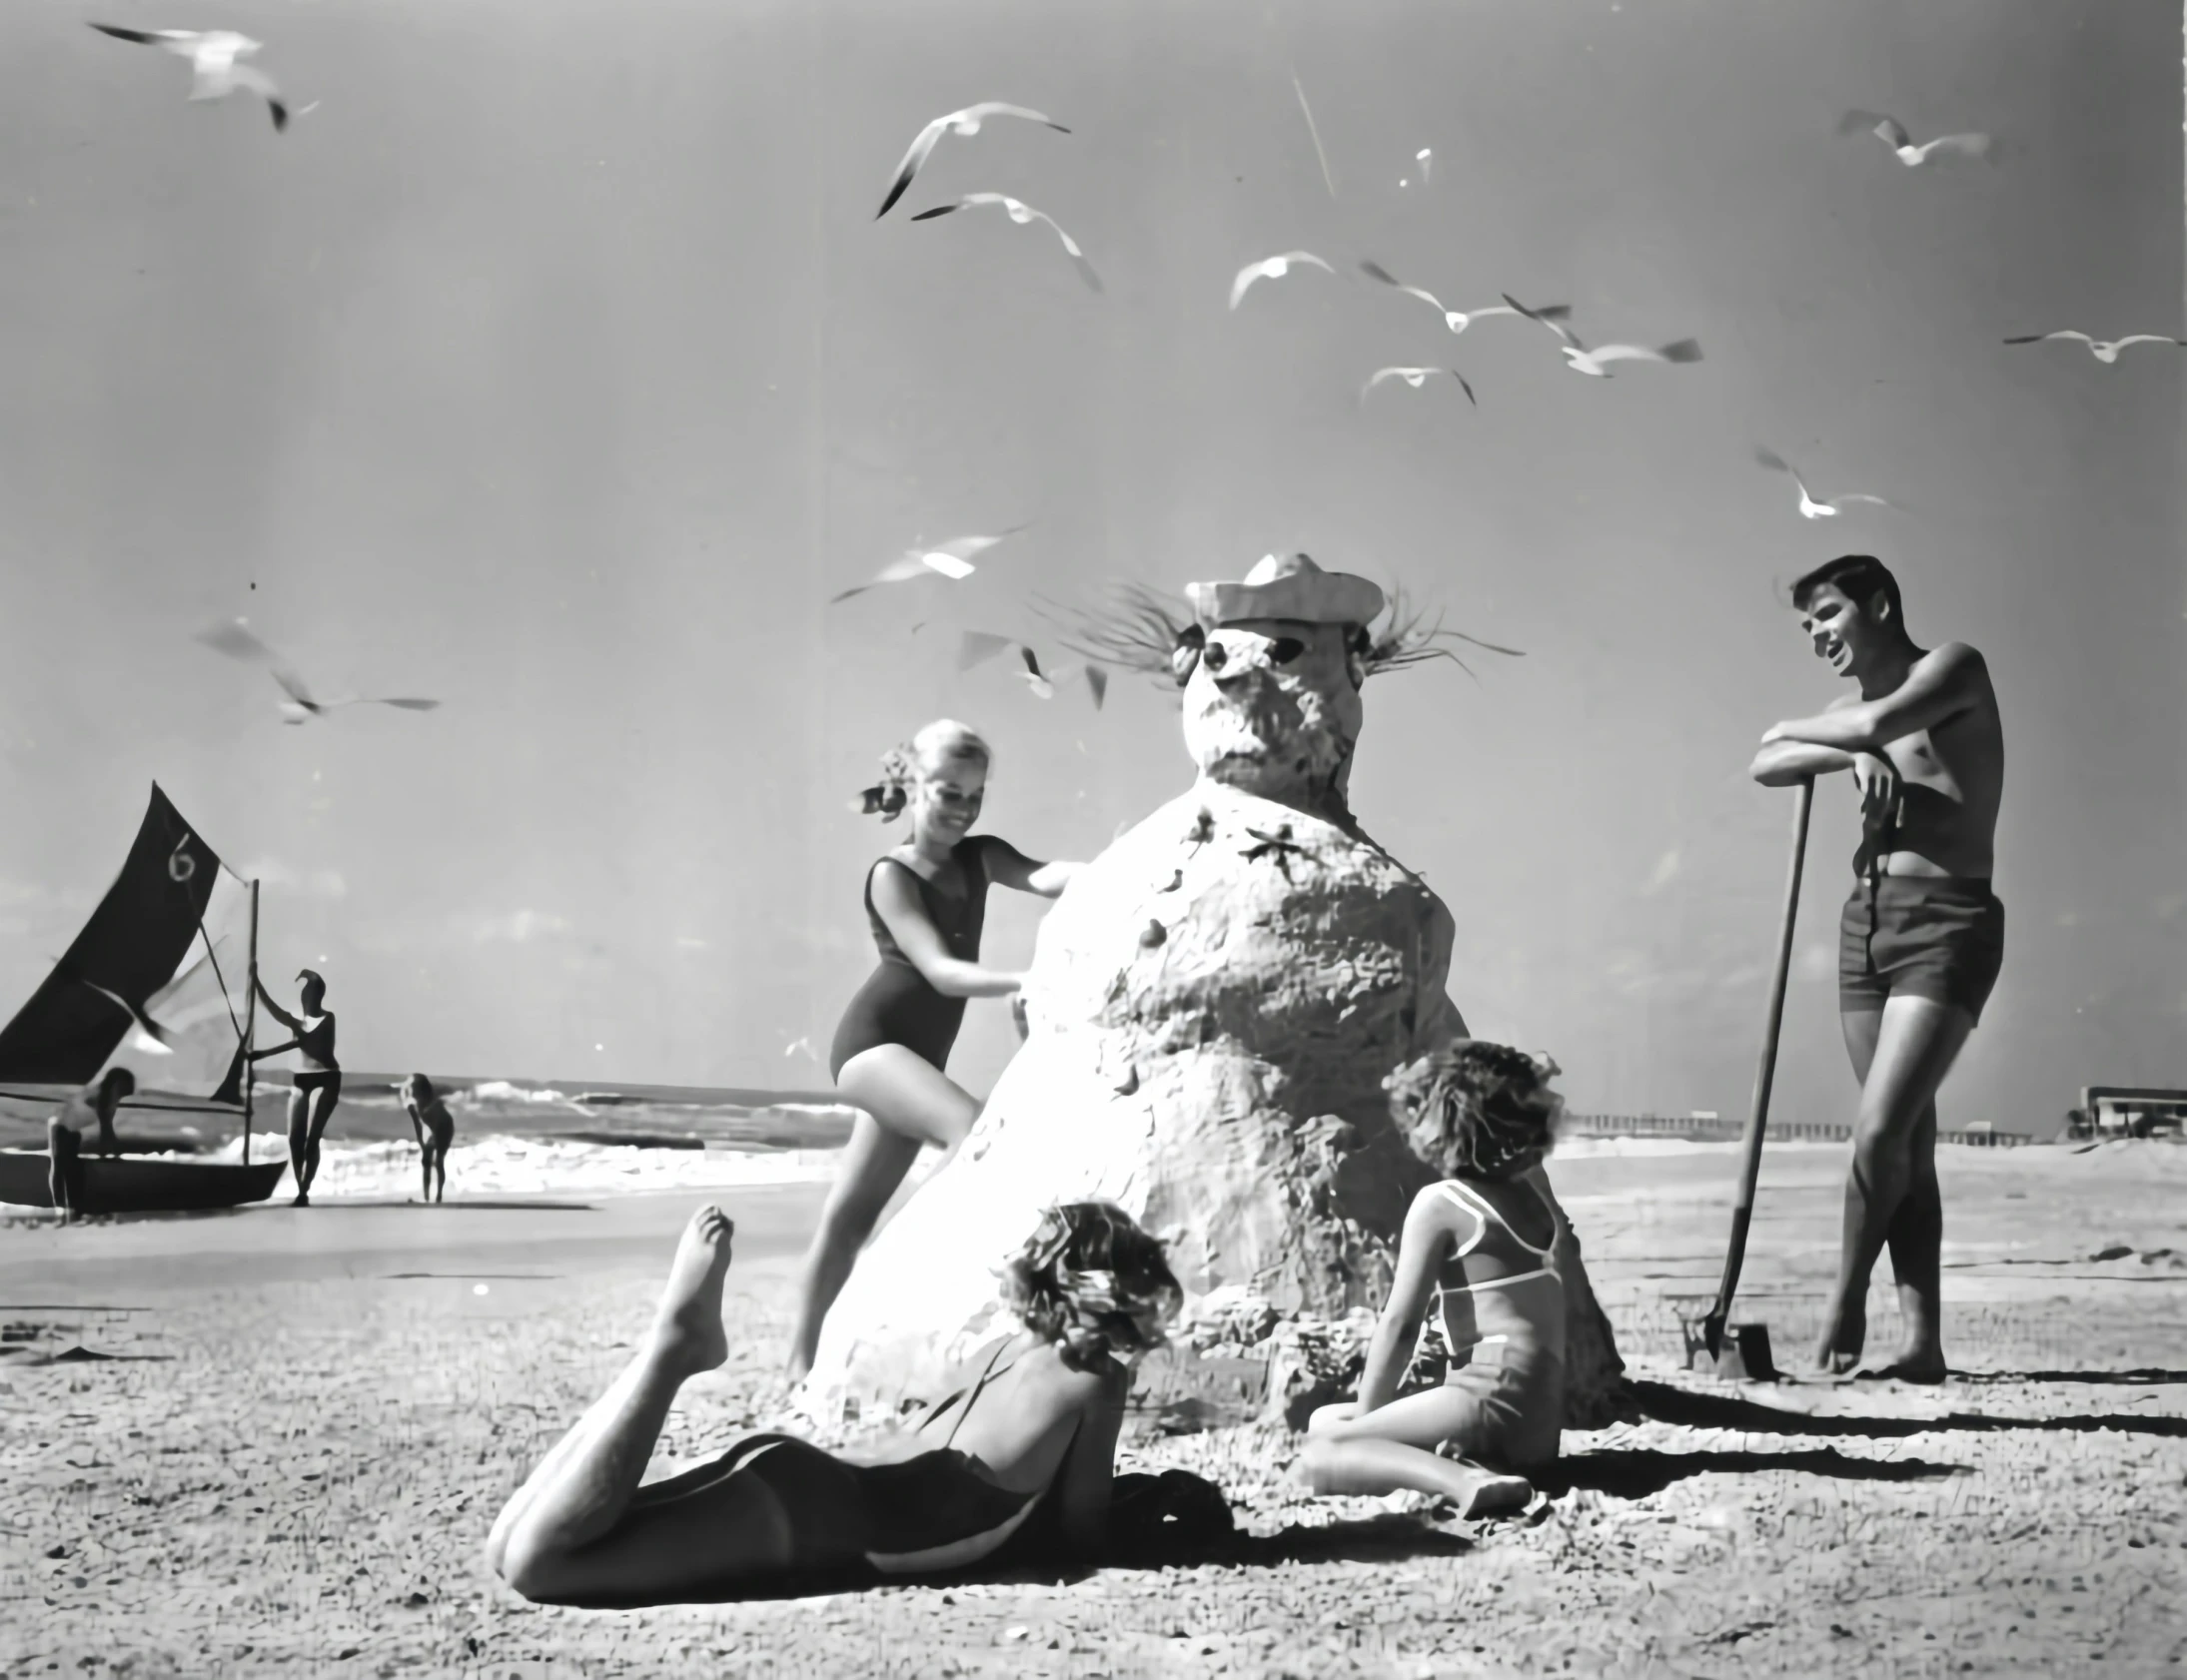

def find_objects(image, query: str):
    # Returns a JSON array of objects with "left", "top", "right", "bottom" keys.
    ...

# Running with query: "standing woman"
[
  {"left": 251, "top": 968, "right": 341, "bottom": 1207},
  {"left": 785, "top": 720, "right": 1083, "bottom": 1379},
  {"left": 401, "top": 1073, "right": 457, "bottom": 1205}
]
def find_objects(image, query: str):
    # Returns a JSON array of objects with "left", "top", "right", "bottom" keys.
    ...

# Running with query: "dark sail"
[{"left": 0, "top": 785, "right": 222, "bottom": 1085}]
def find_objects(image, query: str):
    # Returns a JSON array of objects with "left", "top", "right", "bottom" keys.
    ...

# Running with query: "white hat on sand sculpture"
[{"left": 1186, "top": 552, "right": 1385, "bottom": 630}]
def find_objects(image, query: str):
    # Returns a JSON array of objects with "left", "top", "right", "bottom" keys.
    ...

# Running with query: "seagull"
[
  {"left": 961, "top": 634, "right": 1105, "bottom": 706},
  {"left": 89, "top": 25, "right": 294, "bottom": 132},
  {"left": 1836, "top": 110, "right": 1991, "bottom": 166},
  {"left": 1754, "top": 447, "right": 1892, "bottom": 519},
  {"left": 1416, "top": 147, "right": 1433, "bottom": 184},
  {"left": 873, "top": 104, "right": 1071, "bottom": 220},
  {"left": 2002, "top": 330, "right": 2186, "bottom": 365},
  {"left": 1501, "top": 295, "right": 1700, "bottom": 377},
  {"left": 1362, "top": 367, "right": 1476, "bottom": 406},
  {"left": 193, "top": 621, "right": 441, "bottom": 723},
  {"left": 1229, "top": 251, "right": 1335, "bottom": 311},
  {"left": 75, "top": 976, "right": 177, "bottom": 1055},
  {"left": 831, "top": 530, "right": 1023, "bottom": 603},
  {"left": 909, "top": 194, "right": 1103, "bottom": 293},
  {"left": 1359, "top": 263, "right": 1571, "bottom": 335},
  {"left": 780, "top": 1035, "right": 815, "bottom": 1063}
]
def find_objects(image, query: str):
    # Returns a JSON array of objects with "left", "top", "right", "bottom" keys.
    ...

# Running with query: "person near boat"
[{"left": 249, "top": 968, "right": 341, "bottom": 1207}]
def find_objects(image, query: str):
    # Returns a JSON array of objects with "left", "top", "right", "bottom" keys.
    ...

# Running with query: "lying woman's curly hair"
[
  {"left": 1384, "top": 1040, "right": 1567, "bottom": 1183},
  {"left": 998, "top": 1202, "right": 1184, "bottom": 1370}
]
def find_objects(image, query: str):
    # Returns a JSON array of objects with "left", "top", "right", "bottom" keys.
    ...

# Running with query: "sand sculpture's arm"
[
  {"left": 870, "top": 861, "right": 1022, "bottom": 999},
  {"left": 978, "top": 837, "right": 1083, "bottom": 900}
]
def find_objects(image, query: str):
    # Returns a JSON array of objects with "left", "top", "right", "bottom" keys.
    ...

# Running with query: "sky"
[{"left": 0, "top": 0, "right": 2179, "bottom": 1133}]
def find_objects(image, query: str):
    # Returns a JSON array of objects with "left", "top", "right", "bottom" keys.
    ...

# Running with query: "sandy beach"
[{"left": 3, "top": 1139, "right": 2183, "bottom": 1678}]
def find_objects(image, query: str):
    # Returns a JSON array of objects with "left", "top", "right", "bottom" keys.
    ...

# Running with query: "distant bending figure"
[
  {"left": 488, "top": 1201, "right": 1180, "bottom": 1607},
  {"left": 785, "top": 719, "right": 1084, "bottom": 1379},
  {"left": 65, "top": 1068, "right": 137, "bottom": 1160},
  {"left": 1300, "top": 1042, "right": 1569, "bottom": 1516},
  {"left": 401, "top": 1073, "right": 455, "bottom": 1205},
  {"left": 251, "top": 968, "right": 342, "bottom": 1207},
  {"left": 1750, "top": 554, "right": 2004, "bottom": 1381}
]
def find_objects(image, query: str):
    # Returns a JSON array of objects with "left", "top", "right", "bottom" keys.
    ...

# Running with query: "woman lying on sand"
[
  {"left": 399, "top": 1074, "right": 455, "bottom": 1205},
  {"left": 489, "top": 1200, "right": 1181, "bottom": 1607},
  {"left": 1299, "top": 1041, "right": 1571, "bottom": 1517},
  {"left": 786, "top": 719, "right": 1083, "bottom": 1378}
]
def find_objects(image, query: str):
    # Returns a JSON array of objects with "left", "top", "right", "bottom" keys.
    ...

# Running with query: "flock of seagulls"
[{"left": 64, "top": 33, "right": 2175, "bottom": 721}]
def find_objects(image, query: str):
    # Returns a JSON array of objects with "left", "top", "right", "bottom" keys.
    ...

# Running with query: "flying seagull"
[
  {"left": 830, "top": 529, "right": 1023, "bottom": 603},
  {"left": 89, "top": 25, "right": 294, "bottom": 132},
  {"left": 76, "top": 977, "right": 178, "bottom": 1055},
  {"left": 1359, "top": 262, "right": 1571, "bottom": 335},
  {"left": 1362, "top": 367, "right": 1477, "bottom": 406},
  {"left": 2002, "top": 330, "right": 2186, "bottom": 365},
  {"left": 873, "top": 104, "right": 1071, "bottom": 220},
  {"left": 1836, "top": 110, "right": 1990, "bottom": 166},
  {"left": 1754, "top": 447, "right": 1892, "bottom": 519},
  {"left": 909, "top": 194, "right": 1103, "bottom": 293},
  {"left": 1501, "top": 295, "right": 1700, "bottom": 378},
  {"left": 194, "top": 621, "right": 441, "bottom": 723},
  {"left": 1229, "top": 251, "right": 1335, "bottom": 311},
  {"left": 961, "top": 634, "right": 1105, "bottom": 707}
]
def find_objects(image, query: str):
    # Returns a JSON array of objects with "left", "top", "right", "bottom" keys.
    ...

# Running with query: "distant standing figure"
[
  {"left": 46, "top": 1116, "right": 84, "bottom": 1222},
  {"left": 1750, "top": 554, "right": 2004, "bottom": 1381},
  {"left": 62, "top": 1068, "right": 137, "bottom": 1159},
  {"left": 251, "top": 968, "right": 342, "bottom": 1207},
  {"left": 785, "top": 720, "right": 1084, "bottom": 1380},
  {"left": 402, "top": 1073, "right": 456, "bottom": 1204}
]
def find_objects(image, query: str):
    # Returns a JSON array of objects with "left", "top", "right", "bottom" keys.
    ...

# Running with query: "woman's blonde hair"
[{"left": 852, "top": 719, "right": 994, "bottom": 820}]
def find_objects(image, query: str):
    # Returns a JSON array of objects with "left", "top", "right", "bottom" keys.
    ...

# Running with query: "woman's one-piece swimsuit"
[
  {"left": 291, "top": 1015, "right": 341, "bottom": 1105},
  {"left": 1426, "top": 1178, "right": 1568, "bottom": 1470},
  {"left": 626, "top": 1337, "right": 1067, "bottom": 1581},
  {"left": 828, "top": 838, "right": 992, "bottom": 1081}
]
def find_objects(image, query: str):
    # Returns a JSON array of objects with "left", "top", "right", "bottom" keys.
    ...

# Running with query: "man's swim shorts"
[{"left": 1839, "top": 874, "right": 2005, "bottom": 1025}]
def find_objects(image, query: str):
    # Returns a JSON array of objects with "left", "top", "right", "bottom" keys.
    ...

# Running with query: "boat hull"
[{"left": 0, "top": 1150, "right": 288, "bottom": 1213}]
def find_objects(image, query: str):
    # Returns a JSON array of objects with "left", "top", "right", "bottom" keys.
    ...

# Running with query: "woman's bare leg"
[
  {"left": 286, "top": 1092, "right": 311, "bottom": 1205},
  {"left": 299, "top": 1083, "right": 339, "bottom": 1198},
  {"left": 490, "top": 1205, "right": 782, "bottom": 1603},
  {"left": 785, "top": 1047, "right": 980, "bottom": 1379},
  {"left": 1297, "top": 1435, "right": 1534, "bottom": 1516},
  {"left": 432, "top": 1146, "right": 447, "bottom": 1204}
]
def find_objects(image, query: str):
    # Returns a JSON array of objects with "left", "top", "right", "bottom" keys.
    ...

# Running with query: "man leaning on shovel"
[{"left": 1749, "top": 554, "right": 2005, "bottom": 1381}]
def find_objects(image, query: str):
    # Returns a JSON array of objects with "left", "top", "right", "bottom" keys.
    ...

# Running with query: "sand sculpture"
[{"left": 801, "top": 554, "right": 1631, "bottom": 1429}]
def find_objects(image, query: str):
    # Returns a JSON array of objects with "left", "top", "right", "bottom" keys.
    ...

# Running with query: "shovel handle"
[{"left": 1706, "top": 776, "right": 1815, "bottom": 1341}]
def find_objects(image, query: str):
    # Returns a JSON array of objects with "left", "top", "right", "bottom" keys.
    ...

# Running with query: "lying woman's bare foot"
[
  {"left": 648, "top": 1204, "right": 735, "bottom": 1377},
  {"left": 1812, "top": 1303, "right": 1865, "bottom": 1375}
]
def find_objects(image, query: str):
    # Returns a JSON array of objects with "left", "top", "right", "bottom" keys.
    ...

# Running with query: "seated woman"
[
  {"left": 487, "top": 1200, "right": 1181, "bottom": 1608},
  {"left": 1298, "top": 1041, "right": 1571, "bottom": 1517},
  {"left": 399, "top": 1074, "right": 455, "bottom": 1205}
]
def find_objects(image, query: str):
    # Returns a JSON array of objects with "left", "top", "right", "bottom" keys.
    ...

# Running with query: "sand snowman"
[{"left": 801, "top": 554, "right": 1629, "bottom": 1427}]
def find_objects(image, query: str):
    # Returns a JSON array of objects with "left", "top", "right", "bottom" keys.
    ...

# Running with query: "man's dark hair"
[{"left": 1790, "top": 554, "right": 1903, "bottom": 625}]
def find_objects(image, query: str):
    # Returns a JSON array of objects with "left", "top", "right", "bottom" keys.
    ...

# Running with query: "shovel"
[{"left": 1692, "top": 775, "right": 1814, "bottom": 1380}]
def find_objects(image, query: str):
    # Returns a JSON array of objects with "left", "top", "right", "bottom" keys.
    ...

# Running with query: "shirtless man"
[{"left": 1749, "top": 554, "right": 2004, "bottom": 1381}]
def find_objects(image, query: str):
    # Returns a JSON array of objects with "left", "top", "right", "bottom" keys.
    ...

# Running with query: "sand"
[{"left": 2, "top": 1141, "right": 2183, "bottom": 1678}]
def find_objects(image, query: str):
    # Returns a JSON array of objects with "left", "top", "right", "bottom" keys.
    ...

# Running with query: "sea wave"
[{"left": 205, "top": 1133, "right": 844, "bottom": 1199}]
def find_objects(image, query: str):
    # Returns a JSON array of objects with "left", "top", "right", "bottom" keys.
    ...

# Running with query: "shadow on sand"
[
  {"left": 1539, "top": 1444, "right": 1965, "bottom": 1499},
  {"left": 1631, "top": 1378, "right": 2187, "bottom": 1441}
]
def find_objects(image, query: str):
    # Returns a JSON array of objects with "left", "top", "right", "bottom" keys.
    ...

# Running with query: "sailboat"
[{"left": 0, "top": 784, "right": 290, "bottom": 1214}]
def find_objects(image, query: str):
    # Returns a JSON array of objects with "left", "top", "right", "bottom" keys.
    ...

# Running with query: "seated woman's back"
[{"left": 1431, "top": 1170, "right": 1567, "bottom": 1366}]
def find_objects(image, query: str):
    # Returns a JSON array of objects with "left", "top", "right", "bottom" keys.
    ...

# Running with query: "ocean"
[{"left": 0, "top": 1075, "right": 864, "bottom": 1201}]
